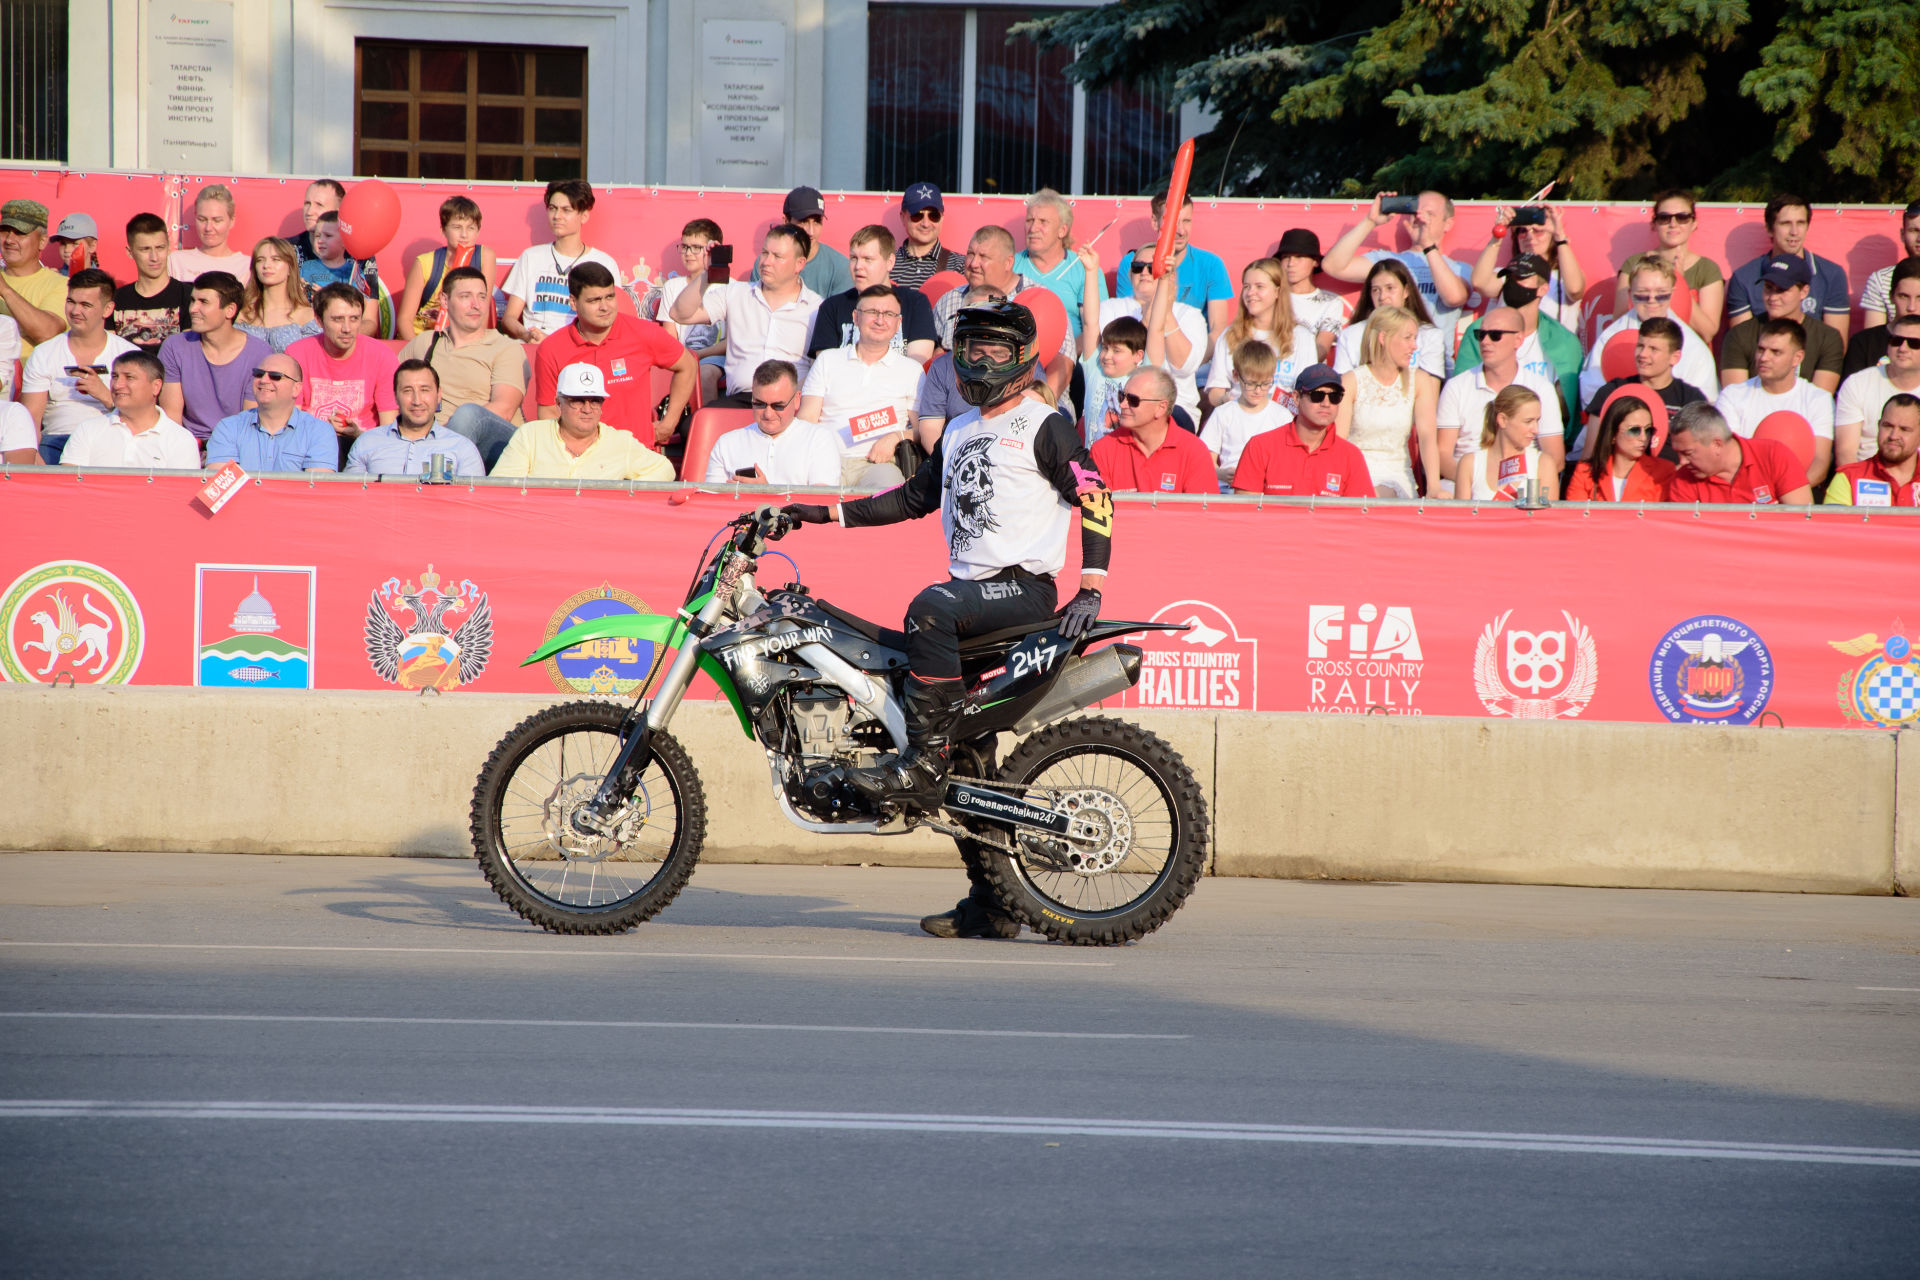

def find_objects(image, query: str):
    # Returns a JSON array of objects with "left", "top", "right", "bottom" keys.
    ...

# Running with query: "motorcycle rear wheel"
[
  {"left": 470, "top": 700, "right": 707, "bottom": 934},
  {"left": 967, "top": 716, "right": 1208, "bottom": 946}
]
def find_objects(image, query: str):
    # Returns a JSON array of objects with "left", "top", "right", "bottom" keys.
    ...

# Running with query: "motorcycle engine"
[{"left": 783, "top": 690, "right": 887, "bottom": 820}]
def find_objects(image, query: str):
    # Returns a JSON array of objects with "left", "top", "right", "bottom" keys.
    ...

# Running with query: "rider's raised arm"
[
  {"left": 1035, "top": 412, "right": 1112, "bottom": 577},
  {"left": 837, "top": 437, "right": 945, "bottom": 527}
]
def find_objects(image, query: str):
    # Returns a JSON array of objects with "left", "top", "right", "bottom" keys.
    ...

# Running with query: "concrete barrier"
[{"left": 0, "top": 685, "right": 1904, "bottom": 894}]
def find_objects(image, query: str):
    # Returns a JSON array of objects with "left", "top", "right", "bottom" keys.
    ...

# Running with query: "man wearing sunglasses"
[
  {"left": 1825, "top": 394, "right": 1920, "bottom": 506},
  {"left": 1453, "top": 253, "right": 1578, "bottom": 467},
  {"left": 1090, "top": 367, "right": 1217, "bottom": 494},
  {"left": 777, "top": 302, "right": 1113, "bottom": 939},
  {"left": 704, "top": 360, "right": 841, "bottom": 487},
  {"left": 1438, "top": 305, "right": 1565, "bottom": 484},
  {"left": 1720, "top": 254, "right": 1843, "bottom": 392},
  {"left": 1229, "top": 363, "right": 1374, "bottom": 497},
  {"left": 1835, "top": 316, "right": 1920, "bottom": 467},
  {"left": 206, "top": 353, "right": 337, "bottom": 473},
  {"left": 889, "top": 185, "right": 966, "bottom": 292}
]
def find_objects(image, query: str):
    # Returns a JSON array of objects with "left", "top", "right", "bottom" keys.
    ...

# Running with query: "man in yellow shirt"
[
  {"left": 491, "top": 363, "right": 674, "bottom": 481},
  {"left": 0, "top": 199, "right": 69, "bottom": 359}
]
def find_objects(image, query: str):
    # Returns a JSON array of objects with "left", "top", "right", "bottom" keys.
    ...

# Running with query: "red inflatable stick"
[{"left": 1151, "top": 139, "right": 1196, "bottom": 279}]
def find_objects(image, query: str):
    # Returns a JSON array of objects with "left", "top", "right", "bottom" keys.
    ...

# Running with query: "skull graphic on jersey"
[{"left": 945, "top": 434, "right": 1000, "bottom": 553}]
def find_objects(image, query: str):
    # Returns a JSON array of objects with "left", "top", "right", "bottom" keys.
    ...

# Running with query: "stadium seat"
[
  {"left": 1752, "top": 411, "right": 1815, "bottom": 472},
  {"left": 678, "top": 407, "right": 754, "bottom": 481}
]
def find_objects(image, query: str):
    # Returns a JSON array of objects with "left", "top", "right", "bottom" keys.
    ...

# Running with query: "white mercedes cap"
[{"left": 556, "top": 363, "right": 608, "bottom": 398}]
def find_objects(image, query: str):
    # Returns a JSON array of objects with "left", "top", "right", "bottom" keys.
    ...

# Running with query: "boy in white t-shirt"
[
  {"left": 502, "top": 179, "right": 626, "bottom": 342},
  {"left": 1199, "top": 340, "right": 1292, "bottom": 489},
  {"left": 1072, "top": 243, "right": 1186, "bottom": 443}
]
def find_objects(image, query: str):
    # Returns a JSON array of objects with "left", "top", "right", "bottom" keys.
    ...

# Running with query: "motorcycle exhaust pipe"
[{"left": 1012, "top": 644, "right": 1143, "bottom": 735}]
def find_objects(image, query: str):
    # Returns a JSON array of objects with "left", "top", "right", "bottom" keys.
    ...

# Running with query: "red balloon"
[
  {"left": 339, "top": 179, "right": 402, "bottom": 261},
  {"left": 1752, "top": 410, "right": 1816, "bottom": 471},
  {"left": 921, "top": 270, "right": 967, "bottom": 309},
  {"left": 1600, "top": 329, "right": 1639, "bottom": 381},
  {"left": 1014, "top": 287, "right": 1068, "bottom": 366},
  {"left": 1152, "top": 139, "right": 1196, "bottom": 278},
  {"left": 1599, "top": 383, "right": 1670, "bottom": 458}
]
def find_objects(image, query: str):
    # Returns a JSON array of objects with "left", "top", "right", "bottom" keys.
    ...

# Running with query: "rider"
[{"left": 782, "top": 301, "right": 1113, "bottom": 938}]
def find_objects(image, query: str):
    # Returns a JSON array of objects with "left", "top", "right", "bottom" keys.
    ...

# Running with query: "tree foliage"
[{"left": 1021, "top": 0, "right": 1916, "bottom": 200}]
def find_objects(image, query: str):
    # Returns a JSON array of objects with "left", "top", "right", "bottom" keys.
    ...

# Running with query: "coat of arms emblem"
[
  {"left": 1473, "top": 609, "right": 1599, "bottom": 719},
  {"left": 364, "top": 565, "right": 493, "bottom": 690}
]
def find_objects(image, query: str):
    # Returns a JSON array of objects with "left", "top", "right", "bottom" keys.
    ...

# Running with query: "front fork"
[{"left": 570, "top": 589, "right": 730, "bottom": 837}]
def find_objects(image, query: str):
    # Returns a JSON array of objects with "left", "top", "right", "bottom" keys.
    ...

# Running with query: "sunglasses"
[
  {"left": 907, "top": 209, "right": 942, "bottom": 223},
  {"left": 1631, "top": 292, "right": 1673, "bottom": 304},
  {"left": 1128, "top": 261, "right": 1155, "bottom": 275},
  {"left": 1118, "top": 392, "right": 1166, "bottom": 408},
  {"left": 1651, "top": 211, "right": 1695, "bottom": 225},
  {"left": 750, "top": 397, "right": 792, "bottom": 412},
  {"left": 1887, "top": 335, "right": 1920, "bottom": 351},
  {"left": 1301, "top": 388, "right": 1345, "bottom": 405},
  {"left": 1480, "top": 329, "right": 1519, "bottom": 342},
  {"left": 1621, "top": 424, "right": 1655, "bottom": 438},
  {"left": 250, "top": 368, "right": 298, "bottom": 382}
]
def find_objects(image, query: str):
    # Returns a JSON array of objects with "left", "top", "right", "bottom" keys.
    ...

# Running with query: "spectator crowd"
[{"left": 2, "top": 178, "right": 1918, "bottom": 511}]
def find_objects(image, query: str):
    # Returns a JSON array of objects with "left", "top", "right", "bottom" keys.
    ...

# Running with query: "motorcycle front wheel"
[
  {"left": 967, "top": 716, "right": 1209, "bottom": 946},
  {"left": 470, "top": 700, "right": 707, "bottom": 934}
]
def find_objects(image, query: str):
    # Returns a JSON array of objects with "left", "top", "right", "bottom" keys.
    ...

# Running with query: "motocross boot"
[
  {"left": 846, "top": 674, "right": 965, "bottom": 814},
  {"left": 920, "top": 894, "right": 1021, "bottom": 940}
]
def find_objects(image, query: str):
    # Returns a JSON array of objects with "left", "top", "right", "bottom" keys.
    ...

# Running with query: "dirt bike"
[{"left": 469, "top": 506, "right": 1209, "bottom": 945}]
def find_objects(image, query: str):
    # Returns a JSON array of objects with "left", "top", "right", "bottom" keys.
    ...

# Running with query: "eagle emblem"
[
  {"left": 364, "top": 564, "right": 493, "bottom": 690},
  {"left": 1831, "top": 627, "right": 1920, "bottom": 728}
]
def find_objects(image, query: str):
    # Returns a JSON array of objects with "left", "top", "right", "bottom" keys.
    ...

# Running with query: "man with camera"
[{"left": 1323, "top": 192, "right": 1477, "bottom": 367}]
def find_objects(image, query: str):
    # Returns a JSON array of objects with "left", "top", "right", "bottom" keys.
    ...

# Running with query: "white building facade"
[{"left": 39, "top": 0, "right": 1204, "bottom": 194}]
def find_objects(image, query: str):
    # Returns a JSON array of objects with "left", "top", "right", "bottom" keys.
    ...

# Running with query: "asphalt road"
[{"left": 1, "top": 851, "right": 1916, "bottom": 1278}]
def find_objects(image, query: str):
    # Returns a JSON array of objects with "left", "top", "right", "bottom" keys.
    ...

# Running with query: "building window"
[
  {"left": 354, "top": 40, "right": 587, "bottom": 182},
  {"left": 0, "top": 0, "right": 66, "bottom": 162},
  {"left": 865, "top": 5, "right": 1184, "bottom": 197}
]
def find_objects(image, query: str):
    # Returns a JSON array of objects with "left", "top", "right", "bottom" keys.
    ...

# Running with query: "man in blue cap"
[
  {"left": 889, "top": 184, "right": 965, "bottom": 292},
  {"left": 1719, "top": 253, "right": 1844, "bottom": 392}
]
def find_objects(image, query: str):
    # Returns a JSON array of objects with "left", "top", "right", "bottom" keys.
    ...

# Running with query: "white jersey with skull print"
[{"left": 840, "top": 394, "right": 1112, "bottom": 582}]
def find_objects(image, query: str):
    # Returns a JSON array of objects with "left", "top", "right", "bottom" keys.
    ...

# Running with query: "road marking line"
[
  {"left": 0, "top": 941, "right": 1109, "bottom": 968},
  {"left": 0, "top": 1012, "right": 1183, "bottom": 1041},
  {"left": 1857, "top": 987, "right": 1920, "bottom": 992},
  {"left": 1, "top": 1100, "right": 1914, "bottom": 1167}
]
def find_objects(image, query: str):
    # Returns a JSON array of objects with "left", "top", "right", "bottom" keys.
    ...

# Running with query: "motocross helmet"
[{"left": 952, "top": 301, "right": 1039, "bottom": 408}]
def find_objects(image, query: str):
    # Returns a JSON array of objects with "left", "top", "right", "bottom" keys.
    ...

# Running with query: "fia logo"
[
  {"left": 1305, "top": 604, "right": 1423, "bottom": 714},
  {"left": 1473, "top": 609, "right": 1599, "bottom": 719}
]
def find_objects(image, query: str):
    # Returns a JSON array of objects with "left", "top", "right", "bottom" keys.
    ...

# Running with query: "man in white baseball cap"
[{"left": 492, "top": 362, "right": 674, "bottom": 481}]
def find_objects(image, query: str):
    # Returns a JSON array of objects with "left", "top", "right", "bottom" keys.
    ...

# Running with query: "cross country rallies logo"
[
  {"left": 1124, "top": 600, "right": 1257, "bottom": 710},
  {"left": 1473, "top": 609, "right": 1598, "bottom": 718},
  {"left": 1830, "top": 624, "right": 1920, "bottom": 728},
  {"left": 1, "top": 561, "right": 145, "bottom": 684},
  {"left": 364, "top": 565, "right": 494, "bottom": 691},
  {"left": 1647, "top": 614, "right": 1774, "bottom": 724}
]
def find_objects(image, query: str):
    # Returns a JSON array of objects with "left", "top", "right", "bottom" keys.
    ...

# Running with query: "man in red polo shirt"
[
  {"left": 1664, "top": 402, "right": 1812, "bottom": 504},
  {"left": 1825, "top": 392, "right": 1920, "bottom": 506},
  {"left": 534, "top": 261, "right": 696, "bottom": 446},
  {"left": 1230, "top": 362, "right": 1376, "bottom": 497},
  {"left": 1089, "top": 367, "right": 1216, "bottom": 493}
]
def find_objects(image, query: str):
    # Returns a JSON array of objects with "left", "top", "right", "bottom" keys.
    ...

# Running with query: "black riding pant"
[{"left": 904, "top": 568, "right": 1058, "bottom": 681}]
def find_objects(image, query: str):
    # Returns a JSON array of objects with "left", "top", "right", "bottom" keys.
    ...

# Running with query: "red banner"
[
  {"left": 1, "top": 472, "right": 1913, "bottom": 731},
  {"left": 3, "top": 166, "right": 1906, "bottom": 324}
]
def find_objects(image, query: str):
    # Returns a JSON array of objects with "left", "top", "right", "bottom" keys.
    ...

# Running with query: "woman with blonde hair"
[
  {"left": 1455, "top": 384, "right": 1558, "bottom": 501},
  {"left": 237, "top": 237, "right": 318, "bottom": 353},
  {"left": 1203, "top": 257, "right": 1319, "bottom": 413},
  {"left": 1336, "top": 305, "right": 1439, "bottom": 497}
]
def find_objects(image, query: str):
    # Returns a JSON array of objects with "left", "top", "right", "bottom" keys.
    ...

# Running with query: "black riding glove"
[
  {"left": 780, "top": 503, "right": 834, "bottom": 526},
  {"left": 1058, "top": 587, "right": 1102, "bottom": 638}
]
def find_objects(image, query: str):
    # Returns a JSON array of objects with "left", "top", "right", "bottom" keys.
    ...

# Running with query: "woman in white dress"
[
  {"left": 1204, "top": 258, "right": 1320, "bottom": 415},
  {"left": 1455, "top": 384, "right": 1559, "bottom": 501},
  {"left": 1331, "top": 258, "right": 1447, "bottom": 380},
  {"left": 1336, "top": 305, "right": 1439, "bottom": 498}
]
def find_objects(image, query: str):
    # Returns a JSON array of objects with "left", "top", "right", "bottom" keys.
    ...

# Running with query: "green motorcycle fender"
[{"left": 520, "top": 606, "right": 753, "bottom": 739}]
